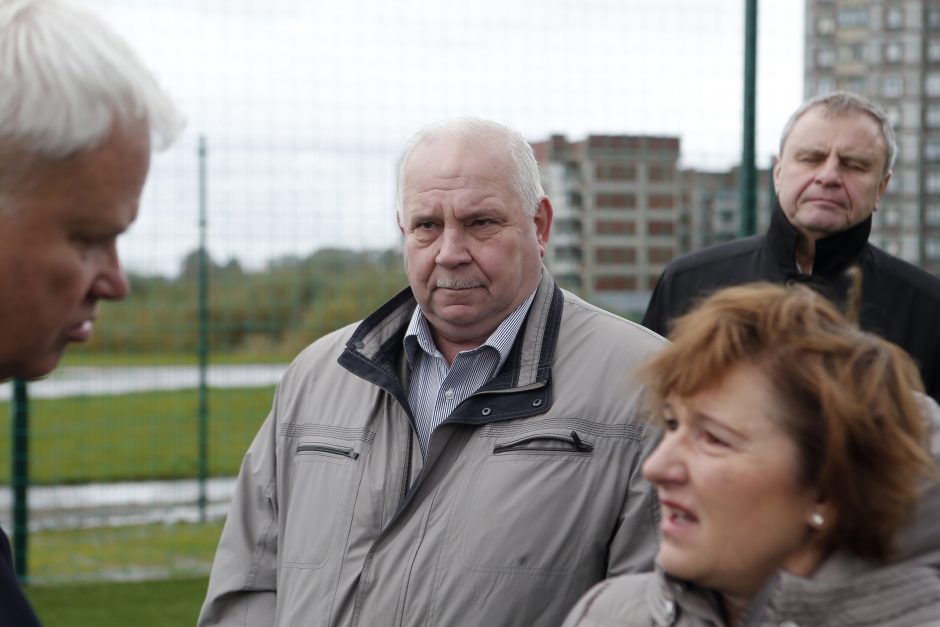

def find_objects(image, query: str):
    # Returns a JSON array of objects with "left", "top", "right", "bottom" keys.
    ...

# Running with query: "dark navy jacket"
[
  {"left": 643, "top": 207, "right": 940, "bottom": 403},
  {"left": 0, "top": 527, "right": 41, "bottom": 626}
]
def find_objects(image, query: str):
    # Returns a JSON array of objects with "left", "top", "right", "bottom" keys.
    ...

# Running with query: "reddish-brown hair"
[{"left": 639, "top": 281, "right": 935, "bottom": 561}]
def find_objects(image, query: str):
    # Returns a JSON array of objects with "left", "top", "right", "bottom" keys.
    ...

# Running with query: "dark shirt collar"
[{"left": 767, "top": 203, "right": 871, "bottom": 277}]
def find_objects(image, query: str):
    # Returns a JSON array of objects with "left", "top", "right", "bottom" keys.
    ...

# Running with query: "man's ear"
[
  {"left": 534, "top": 196, "right": 553, "bottom": 257},
  {"left": 772, "top": 154, "right": 782, "bottom": 197},
  {"left": 876, "top": 170, "right": 892, "bottom": 207}
]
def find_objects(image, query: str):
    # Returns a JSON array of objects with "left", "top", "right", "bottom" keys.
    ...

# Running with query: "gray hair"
[
  {"left": 396, "top": 116, "right": 544, "bottom": 220},
  {"left": 0, "top": 0, "right": 183, "bottom": 161},
  {"left": 778, "top": 91, "right": 897, "bottom": 176}
]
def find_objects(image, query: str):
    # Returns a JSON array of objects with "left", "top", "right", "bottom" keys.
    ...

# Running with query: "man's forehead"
[{"left": 793, "top": 107, "right": 884, "bottom": 141}]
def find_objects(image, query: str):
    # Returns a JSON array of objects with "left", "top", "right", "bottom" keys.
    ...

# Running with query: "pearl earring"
[{"left": 810, "top": 512, "right": 825, "bottom": 528}]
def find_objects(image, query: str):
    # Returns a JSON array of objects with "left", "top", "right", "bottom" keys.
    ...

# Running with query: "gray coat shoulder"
[{"left": 561, "top": 573, "right": 658, "bottom": 627}]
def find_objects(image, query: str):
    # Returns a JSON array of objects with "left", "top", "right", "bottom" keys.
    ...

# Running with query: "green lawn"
[
  {"left": 25, "top": 522, "right": 222, "bottom": 625},
  {"left": 27, "top": 576, "right": 209, "bottom": 627},
  {"left": 60, "top": 350, "right": 294, "bottom": 367},
  {"left": 28, "top": 521, "right": 224, "bottom": 583},
  {"left": 0, "top": 386, "right": 274, "bottom": 484}
]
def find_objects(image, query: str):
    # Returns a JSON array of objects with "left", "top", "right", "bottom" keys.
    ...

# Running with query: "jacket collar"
[
  {"left": 338, "top": 267, "right": 563, "bottom": 421},
  {"left": 766, "top": 204, "right": 872, "bottom": 277}
]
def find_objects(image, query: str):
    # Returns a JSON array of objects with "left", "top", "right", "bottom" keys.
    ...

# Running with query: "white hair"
[
  {"left": 395, "top": 116, "right": 544, "bottom": 220},
  {"left": 0, "top": 0, "right": 183, "bottom": 160}
]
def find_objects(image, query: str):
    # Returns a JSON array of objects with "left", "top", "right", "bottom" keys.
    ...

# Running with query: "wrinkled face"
[
  {"left": 643, "top": 365, "right": 823, "bottom": 600},
  {"left": 0, "top": 125, "right": 150, "bottom": 380},
  {"left": 774, "top": 107, "right": 891, "bottom": 242},
  {"left": 399, "top": 136, "right": 551, "bottom": 349}
]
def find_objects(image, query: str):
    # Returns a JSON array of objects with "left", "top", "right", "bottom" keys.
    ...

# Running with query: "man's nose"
[
  {"left": 435, "top": 226, "right": 472, "bottom": 267},
  {"left": 814, "top": 155, "right": 842, "bottom": 186},
  {"left": 90, "top": 246, "right": 130, "bottom": 301}
]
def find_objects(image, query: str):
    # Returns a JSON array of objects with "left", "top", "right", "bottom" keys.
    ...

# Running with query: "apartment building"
[
  {"left": 533, "top": 133, "right": 774, "bottom": 312},
  {"left": 532, "top": 134, "right": 681, "bottom": 313},
  {"left": 805, "top": 0, "right": 940, "bottom": 274}
]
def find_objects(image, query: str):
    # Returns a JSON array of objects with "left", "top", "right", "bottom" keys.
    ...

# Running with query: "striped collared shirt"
[{"left": 404, "top": 289, "right": 537, "bottom": 455}]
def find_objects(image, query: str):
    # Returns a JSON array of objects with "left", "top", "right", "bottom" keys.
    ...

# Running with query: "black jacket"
[
  {"left": 642, "top": 207, "right": 940, "bottom": 403},
  {"left": 0, "top": 527, "right": 41, "bottom": 626}
]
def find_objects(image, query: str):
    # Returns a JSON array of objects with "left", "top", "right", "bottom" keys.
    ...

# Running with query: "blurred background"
[{"left": 5, "top": 0, "right": 939, "bottom": 624}]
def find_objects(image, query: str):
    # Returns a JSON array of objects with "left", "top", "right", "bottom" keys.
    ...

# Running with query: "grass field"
[
  {"left": 28, "top": 521, "right": 224, "bottom": 583},
  {"left": 0, "top": 386, "right": 274, "bottom": 484},
  {"left": 27, "top": 576, "right": 209, "bottom": 627},
  {"left": 60, "top": 350, "right": 294, "bottom": 367}
]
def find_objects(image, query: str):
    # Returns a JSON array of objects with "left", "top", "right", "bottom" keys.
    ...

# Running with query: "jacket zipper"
[
  {"left": 493, "top": 430, "right": 594, "bottom": 454},
  {"left": 295, "top": 443, "right": 360, "bottom": 459},
  {"left": 351, "top": 401, "right": 415, "bottom": 627}
]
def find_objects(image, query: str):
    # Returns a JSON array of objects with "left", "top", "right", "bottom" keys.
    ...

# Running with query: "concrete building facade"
[
  {"left": 533, "top": 134, "right": 771, "bottom": 313},
  {"left": 805, "top": 0, "right": 940, "bottom": 275}
]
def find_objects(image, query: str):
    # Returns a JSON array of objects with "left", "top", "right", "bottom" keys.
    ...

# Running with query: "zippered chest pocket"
[
  {"left": 457, "top": 428, "right": 596, "bottom": 576},
  {"left": 282, "top": 438, "right": 361, "bottom": 569},
  {"left": 296, "top": 442, "right": 360, "bottom": 459},
  {"left": 493, "top": 430, "right": 594, "bottom": 455}
]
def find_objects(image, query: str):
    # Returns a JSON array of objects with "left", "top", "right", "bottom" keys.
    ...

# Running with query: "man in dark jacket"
[
  {"left": 0, "top": 1, "right": 181, "bottom": 623},
  {"left": 643, "top": 91, "right": 940, "bottom": 403}
]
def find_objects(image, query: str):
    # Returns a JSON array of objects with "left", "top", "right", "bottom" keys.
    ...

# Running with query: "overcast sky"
[{"left": 83, "top": 0, "right": 805, "bottom": 275}]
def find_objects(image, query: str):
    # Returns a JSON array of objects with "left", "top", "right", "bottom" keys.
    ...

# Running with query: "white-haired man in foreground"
[{"left": 0, "top": 0, "right": 181, "bottom": 623}]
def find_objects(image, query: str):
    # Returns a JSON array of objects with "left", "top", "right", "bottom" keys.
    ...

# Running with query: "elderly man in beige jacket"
[{"left": 199, "top": 117, "right": 666, "bottom": 626}]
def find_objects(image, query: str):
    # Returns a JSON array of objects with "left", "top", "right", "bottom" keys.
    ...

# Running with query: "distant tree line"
[{"left": 87, "top": 248, "right": 408, "bottom": 358}]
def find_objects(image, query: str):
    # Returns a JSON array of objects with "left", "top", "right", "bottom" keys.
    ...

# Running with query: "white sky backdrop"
[{"left": 82, "top": 0, "right": 805, "bottom": 276}]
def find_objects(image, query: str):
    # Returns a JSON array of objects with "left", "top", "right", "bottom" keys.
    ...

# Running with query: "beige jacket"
[{"left": 198, "top": 270, "right": 667, "bottom": 627}]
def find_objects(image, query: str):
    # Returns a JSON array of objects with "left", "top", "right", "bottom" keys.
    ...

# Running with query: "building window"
[
  {"left": 594, "top": 276, "right": 636, "bottom": 291},
  {"left": 929, "top": 106, "right": 940, "bottom": 129},
  {"left": 927, "top": 138, "right": 940, "bottom": 161},
  {"left": 883, "top": 208, "right": 900, "bottom": 226},
  {"left": 929, "top": 38, "right": 940, "bottom": 62},
  {"left": 648, "top": 195, "right": 674, "bottom": 210},
  {"left": 554, "top": 246, "right": 582, "bottom": 262},
  {"left": 647, "top": 220, "right": 674, "bottom": 236},
  {"left": 647, "top": 163, "right": 675, "bottom": 182},
  {"left": 926, "top": 203, "right": 940, "bottom": 226},
  {"left": 595, "top": 248, "right": 635, "bottom": 264},
  {"left": 927, "top": 171, "right": 940, "bottom": 194},
  {"left": 838, "top": 76, "right": 866, "bottom": 93},
  {"left": 837, "top": 7, "right": 868, "bottom": 28},
  {"left": 595, "top": 220, "right": 635, "bottom": 235},
  {"left": 895, "top": 170, "right": 917, "bottom": 194},
  {"left": 816, "top": 47, "right": 835, "bottom": 68},
  {"left": 647, "top": 247, "right": 673, "bottom": 264},
  {"left": 817, "top": 14, "right": 835, "bottom": 34},
  {"left": 927, "top": 239, "right": 940, "bottom": 260},
  {"left": 929, "top": 7, "right": 940, "bottom": 30},
  {"left": 885, "top": 105, "right": 901, "bottom": 128},
  {"left": 816, "top": 77, "right": 836, "bottom": 95},
  {"left": 927, "top": 72, "right": 940, "bottom": 96},
  {"left": 554, "top": 218, "right": 582, "bottom": 235},
  {"left": 595, "top": 192, "right": 637, "bottom": 209},
  {"left": 885, "top": 6, "right": 904, "bottom": 30},
  {"left": 883, "top": 41, "right": 903, "bottom": 64},
  {"left": 839, "top": 42, "right": 866, "bottom": 62},
  {"left": 883, "top": 74, "right": 903, "bottom": 98},
  {"left": 595, "top": 162, "right": 636, "bottom": 181}
]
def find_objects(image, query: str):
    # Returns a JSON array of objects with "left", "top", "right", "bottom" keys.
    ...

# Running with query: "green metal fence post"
[
  {"left": 739, "top": 0, "right": 758, "bottom": 237},
  {"left": 11, "top": 378, "right": 29, "bottom": 582},
  {"left": 198, "top": 135, "right": 209, "bottom": 523}
]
